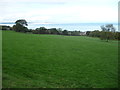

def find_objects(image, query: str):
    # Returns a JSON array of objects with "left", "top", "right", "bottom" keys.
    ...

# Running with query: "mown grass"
[{"left": 2, "top": 31, "right": 118, "bottom": 88}]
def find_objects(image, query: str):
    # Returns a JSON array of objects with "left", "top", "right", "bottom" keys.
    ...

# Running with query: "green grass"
[{"left": 2, "top": 31, "right": 118, "bottom": 88}]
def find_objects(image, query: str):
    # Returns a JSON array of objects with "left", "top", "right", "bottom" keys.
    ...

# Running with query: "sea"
[{"left": 0, "top": 22, "right": 119, "bottom": 32}]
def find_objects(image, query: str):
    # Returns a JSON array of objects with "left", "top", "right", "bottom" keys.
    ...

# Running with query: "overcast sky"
[{"left": 0, "top": 0, "right": 119, "bottom": 23}]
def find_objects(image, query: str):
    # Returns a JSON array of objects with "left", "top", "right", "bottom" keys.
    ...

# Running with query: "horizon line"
[{"left": 0, "top": 22, "right": 118, "bottom": 24}]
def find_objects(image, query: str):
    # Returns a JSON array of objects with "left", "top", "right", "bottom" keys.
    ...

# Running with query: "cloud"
[
  {"left": 0, "top": 0, "right": 118, "bottom": 23},
  {"left": 1, "top": 0, "right": 67, "bottom": 3}
]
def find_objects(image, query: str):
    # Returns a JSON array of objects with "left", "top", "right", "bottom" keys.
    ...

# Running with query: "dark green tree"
[
  {"left": 114, "top": 32, "right": 120, "bottom": 40},
  {"left": 36, "top": 27, "right": 48, "bottom": 34},
  {"left": 71, "top": 31, "right": 80, "bottom": 36},
  {"left": 100, "top": 31, "right": 107, "bottom": 40},
  {"left": 15, "top": 19, "right": 28, "bottom": 26},
  {"left": 89, "top": 30, "right": 100, "bottom": 37},
  {"left": 13, "top": 19, "right": 28, "bottom": 32},
  {"left": 86, "top": 31, "right": 91, "bottom": 36},
  {"left": 49, "top": 28, "right": 59, "bottom": 34},
  {"left": 62, "top": 30, "right": 68, "bottom": 35}
]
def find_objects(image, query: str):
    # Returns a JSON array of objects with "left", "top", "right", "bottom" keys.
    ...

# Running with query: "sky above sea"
[{"left": 0, "top": 0, "right": 119, "bottom": 24}]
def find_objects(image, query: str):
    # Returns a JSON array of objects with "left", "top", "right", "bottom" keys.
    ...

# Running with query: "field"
[{"left": 2, "top": 31, "right": 118, "bottom": 88}]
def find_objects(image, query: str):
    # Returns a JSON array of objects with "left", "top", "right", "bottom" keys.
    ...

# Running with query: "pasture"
[{"left": 2, "top": 31, "right": 118, "bottom": 88}]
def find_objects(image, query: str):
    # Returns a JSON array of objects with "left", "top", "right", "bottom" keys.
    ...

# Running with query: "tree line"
[
  {"left": 12, "top": 19, "right": 83, "bottom": 36},
  {"left": 86, "top": 24, "right": 120, "bottom": 41},
  {"left": 2, "top": 19, "right": 120, "bottom": 41}
]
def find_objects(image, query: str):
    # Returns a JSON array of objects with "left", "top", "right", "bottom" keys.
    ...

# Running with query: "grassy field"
[{"left": 2, "top": 31, "right": 118, "bottom": 88}]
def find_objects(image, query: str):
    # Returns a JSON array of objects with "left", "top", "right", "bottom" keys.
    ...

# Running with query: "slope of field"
[{"left": 2, "top": 31, "right": 118, "bottom": 88}]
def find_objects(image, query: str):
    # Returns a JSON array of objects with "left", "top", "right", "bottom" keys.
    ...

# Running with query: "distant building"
[
  {"left": 80, "top": 32, "right": 86, "bottom": 36},
  {"left": 67, "top": 31, "right": 86, "bottom": 36},
  {"left": 0, "top": 25, "right": 12, "bottom": 30},
  {"left": 68, "top": 31, "right": 72, "bottom": 35}
]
